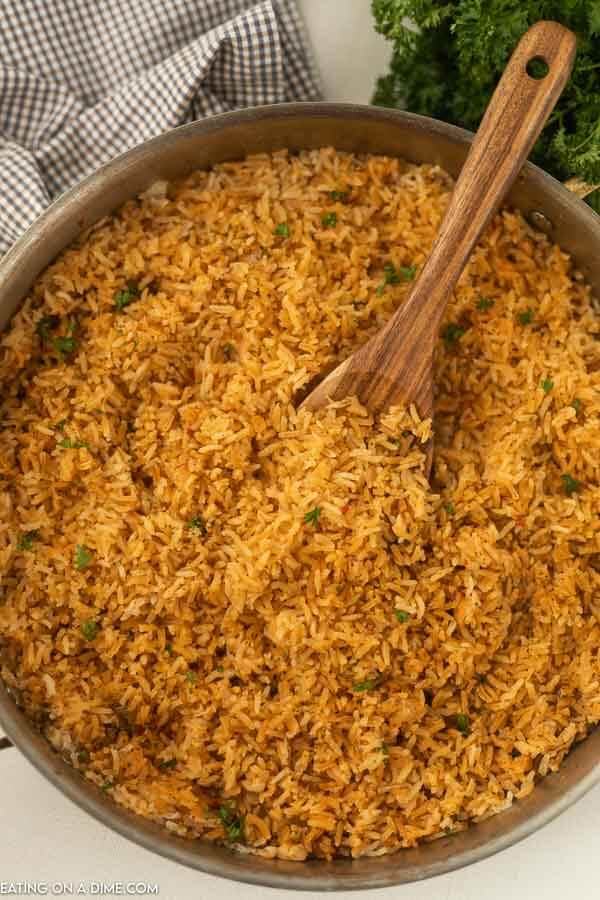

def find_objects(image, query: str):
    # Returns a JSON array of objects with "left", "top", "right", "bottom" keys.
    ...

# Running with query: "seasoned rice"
[{"left": 0, "top": 148, "right": 599, "bottom": 860}]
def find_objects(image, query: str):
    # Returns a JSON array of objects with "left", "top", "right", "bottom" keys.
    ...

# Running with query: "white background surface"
[{"left": 2, "top": 2, "right": 599, "bottom": 898}]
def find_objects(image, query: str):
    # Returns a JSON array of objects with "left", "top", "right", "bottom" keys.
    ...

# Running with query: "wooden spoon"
[{"left": 302, "top": 21, "right": 576, "bottom": 434}]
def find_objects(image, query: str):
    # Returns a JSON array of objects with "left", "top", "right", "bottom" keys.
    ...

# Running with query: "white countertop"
[{"left": 2, "top": 2, "right": 599, "bottom": 898}]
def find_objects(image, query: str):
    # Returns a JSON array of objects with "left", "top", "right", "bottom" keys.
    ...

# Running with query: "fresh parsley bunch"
[{"left": 372, "top": 0, "right": 600, "bottom": 212}]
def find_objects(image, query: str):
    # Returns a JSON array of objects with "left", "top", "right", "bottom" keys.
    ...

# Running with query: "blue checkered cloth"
[{"left": 0, "top": 0, "right": 321, "bottom": 256}]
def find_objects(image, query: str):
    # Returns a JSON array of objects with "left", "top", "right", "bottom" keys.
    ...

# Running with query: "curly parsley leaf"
[{"left": 371, "top": 1, "right": 600, "bottom": 212}]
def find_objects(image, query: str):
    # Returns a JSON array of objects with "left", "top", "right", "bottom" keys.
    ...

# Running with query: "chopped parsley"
[
  {"left": 399, "top": 264, "right": 417, "bottom": 281},
  {"left": 187, "top": 515, "right": 207, "bottom": 536},
  {"left": 57, "top": 437, "right": 89, "bottom": 449},
  {"left": 354, "top": 677, "right": 380, "bottom": 692},
  {"left": 218, "top": 802, "right": 245, "bottom": 842},
  {"left": 114, "top": 280, "right": 140, "bottom": 312},
  {"left": 561, "top": 473, "right": 581, "bottom": 496},
  {"left": 186, "top": 670, "right": 197, "bottom": 684},
  {"left": 303, "top": 507, "right": 321, "bottom": 526},
  {"left": 158, "top": 758, "right": 177, "bottom": 771},
  {"left": 165, "top": 642, "right": 175, "bottom": 656},
  {"left": 222, "top": 343, "right": 236, "bottom": 361},
  {"left": 476, "top": 297, "right": 494, "bottom": 310},
  {"left": 52, "top": 334, "right": 77, "bottom": 357},
  {"left": 273, "top": 222, "right": 290, "bottom": 238},
  {"left": 55, "top": 419, "right": 67, "bottom": 431},
  {"left": 215, "top": 665, "right": 224, "bottom": 673},
  {"left": 442, "top": 323, "right": 465, "bottom": 346},
  {"left": 81, "top": 620, "right": 99, "bottom": 641},
  {"left": 35, "top": 315, "right": 60, "bottom": 342},
  {"left": 376, "top": 262, "right": 401, "bottom": 295},
  {"left": 77, "top": 749, "right": 90, "bottom": 764},
  {"left": 100, "top": 781, "right": 113, "bottom": 792},
  {"left": 330, "top": 188, "right": 350, "bottom": 202},
  {"left": 444, "top": 502, "right": 455, "bottom": 515},
  {"left": 17, "top": 529, "right": 40, "bottom": 551},
  {"left": 541, "top": 378, "right": 554, "bottom": 394},
  {"left": 379, "top": 742, "right": 390, "bottom": 755},
  {"left": 572, "top": 398, "right": 582, "bottom": 412},
  {"left": 75, "top": 544, "right": 93, "bottom": 570},
  {"left": 456, "top": 713, "right": 470, "bottom": 736},
  {"left": 518, "top": 308, "right": 534, "bottom": 325},
  {"left": 321, "top": 211, "right": 337, "bottom": 228},
  {"left": 394, "top": 609, "right": 410, "bottom": 623},
  {"left": 383, "top": 262, "right": 401, "bottom": 285}
]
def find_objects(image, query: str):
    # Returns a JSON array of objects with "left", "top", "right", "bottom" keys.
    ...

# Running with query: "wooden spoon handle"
[
  {"left": 307, "top": 21, "right": 576, "bottom": 418},
  {"left": 411, "top": 20, "right": 577, "bottom": 324}
]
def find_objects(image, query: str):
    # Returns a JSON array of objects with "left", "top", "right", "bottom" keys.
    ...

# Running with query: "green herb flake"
[
  {"left": 17, "top": 529, "right": 40, "bottom": 551},
  {"left": 518, "top": 308, "right": 534, "bottom": 325},
  {"left": 353, "top": 677, "right": 380, "bottom": 692},
  {"left": 330, "top": 189, "right": 350, "bottom": 202},
  {"left": 218, "top": 802, "right": 245, "bottom": 843},
  {"left": 186, "top": 670, "right": 197, "bottom": 684},
  {"left": 273, "top": 222, "right": 290, "bottom": 238},
  {"left": 442, "top": 323, "right": 465, "bottom": 346},
  {"left": 77, "top": 749, "right": 90, "bottom": 764},
  {"left": 222, "top": 343, "right": 236, "bottom": 361},
  {"left": 380, "top": 742, "right": 390, "bottom": 756},
  {"left": 187, "top": 515, "right": 207, "bottom": 536},
  {"left": 476, "top": 297, "right": 494, "bottom": 310},
  {"left": 383, "top": 262, "right": 401, "bottom": 285},
  {"left": 572, "top": 398, "right": 582, "bottom": 412},
  {"left": 81, "top": 620, "right": 99, "bottom": 641},
  {"left": 394, "top": 609, "right": 410, "bottom": 623},
  {"left": 541, "top": 378, "right": 554, "bottom": 394},
  {"left": 158, "top": 758, "right": 177, "bottom": 770},
  {"left": 100, "top": 780, "right": 113, "bottom": 793},
  {"left": 35, "top": 315, "right": 60, "bottom": 342},
  {"left": 444, "top": 502, "right": 455, "bottom": 515},
  {"left": 456, "top": 713, "right": 470, "bottom": 736},
  {"left": 53, "top": 334, "right": 77, "bottom": 357},
  {"left": 216, "top": 665, "right": 224, "bottom": 673},
  {"left": 57, "top": 437, "right": 89, "bottom": 449},
  {"left": 399, "top": 264, "right": 417, "bottom": 281},
  {"left": 165, "top": 642, "right": 175, "bottom": 656},
  {"left": 303, "top": 507, "right": 321, "bottom": 526},
  {"left": 561, "top": 473, "right": 582, "bottom": 496},
  {"left": 55, "top": 419, "right": 67, "bottom": 431},
  {"left": 321, "top": 212, "right": 337, "bottom": 228},
  {"left": 114, "top": 280, "right": 140, "bottom": 312},
  {"left": 75, "top": 544, "right": 93, "bottom": 570}
]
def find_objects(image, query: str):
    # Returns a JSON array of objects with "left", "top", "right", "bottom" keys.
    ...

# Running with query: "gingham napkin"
[{"left": 0, "top": 0, "right": 321, "bottom": 257}]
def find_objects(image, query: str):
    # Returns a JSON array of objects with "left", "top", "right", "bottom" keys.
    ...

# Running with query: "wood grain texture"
[{"left": 302, "top": 21, "right": 577, "bottom": 420}]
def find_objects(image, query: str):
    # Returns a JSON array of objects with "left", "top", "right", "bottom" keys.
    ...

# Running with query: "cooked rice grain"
[{"left": 0, "top": 148, "right": 599, "bottom": 860}]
